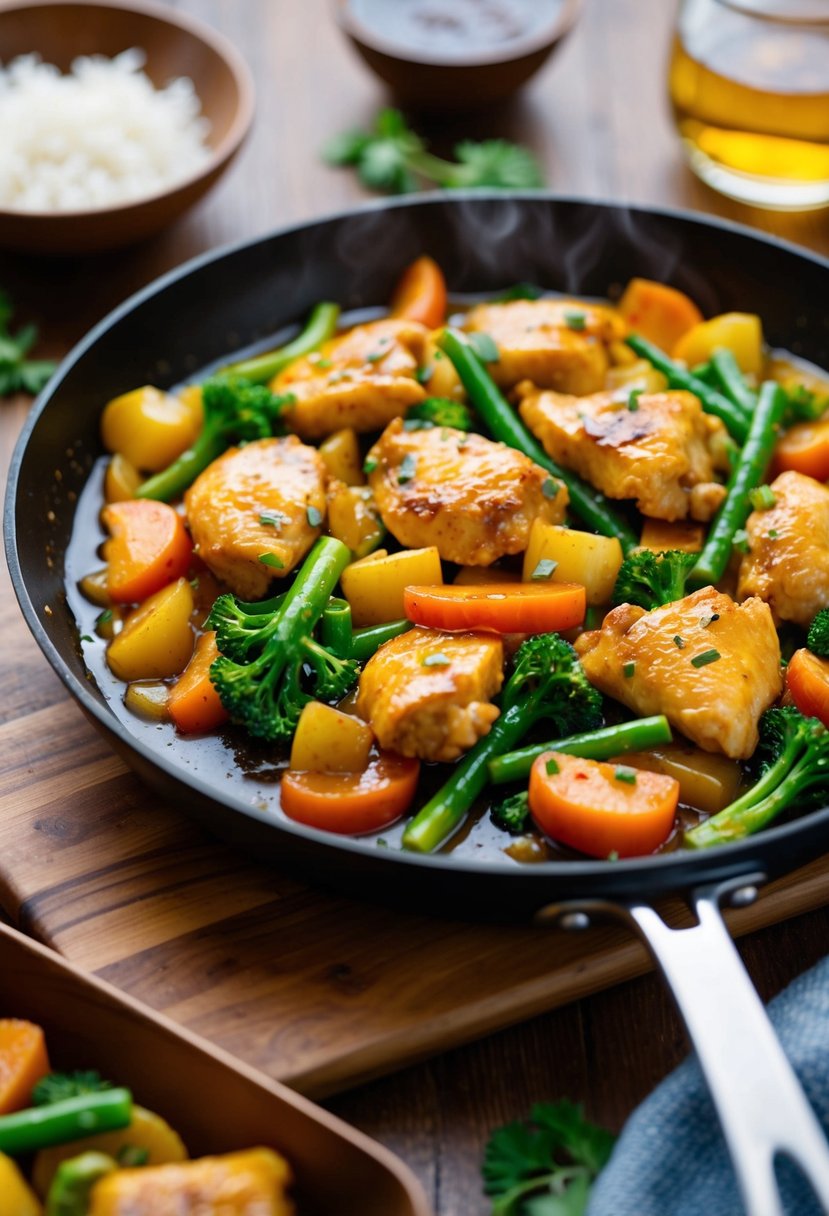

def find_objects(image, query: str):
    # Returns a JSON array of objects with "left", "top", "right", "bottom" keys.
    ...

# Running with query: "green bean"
[
  {"left": 321, "top": 597, "right": 353, "bottom": 656},
  {"left": 689, "top": 381, "right": 787, "bottom": 589},
  {"left": 0, "top": 1089, "right": 132, "bottom": 1156},
  {"left": 221, "top": 302, "right": 340, "bottom": 384},
  {"left": 347, "top": 619, "right": 412, "bottom": 662},
  {"left": 626, "top": 334, "right": 751, "bottom": 442},
  {"left": 710, "top": 347, "right": 758, "bottom": 416},
  {"left": 438, "top": 328, "right": 638, "bottom": 553},
  {"left": 487, "top": 715, "right": 673, "bottom": 785}
]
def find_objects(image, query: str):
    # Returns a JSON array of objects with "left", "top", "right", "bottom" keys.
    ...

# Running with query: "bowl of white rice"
[{"left": 0, "top": 0, "right": 254, "bottom": 254}]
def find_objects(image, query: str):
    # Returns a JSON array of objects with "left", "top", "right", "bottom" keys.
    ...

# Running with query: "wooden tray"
[{"left": 2, "top": 657, "right": 828, "bottom": 1099}]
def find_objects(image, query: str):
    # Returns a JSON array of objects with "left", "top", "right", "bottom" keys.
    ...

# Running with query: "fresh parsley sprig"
[
  {"left": 482, "top": 1100, "right": 615, "bottom": 1216},
  {"left": 0, "top": 290, "right": 56, "bottom": 397},
  {"left": 323, "top": 108, "right": 544, "bottom": 195}
]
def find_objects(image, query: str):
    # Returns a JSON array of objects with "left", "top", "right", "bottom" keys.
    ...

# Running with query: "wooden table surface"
[{"left": 2, "top": 1, "right": 828, "bottom": 1213}]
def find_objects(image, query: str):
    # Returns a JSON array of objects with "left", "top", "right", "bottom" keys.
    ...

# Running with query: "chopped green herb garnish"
[
  {"left": 259, "top": 511, "right": 288, "bottom": 530},
  {"left": 674, "top": 635, "right": 685, "bottom": 649},
  {"left": 97, "top": 609, "right": 113, "bottom": 625},
  {"left": 768, "top": 529, "right": 779, "bottom": 539},
  {"left": 691, "top": 649, "right": 721, "bottom": 668},
  {"left": 258, "top": 553, "right": 285, "bottom": 569},
  {"left": 623, "top": 662, "right": 635, "bottom": 678},
  {"left": 80, "top": 634, "right": 93, "bottom": 643},
  {"left": 614, "top": 766, "right": 637, "bottom": 785},
  {"left": 366, "top": 350, "right": 384, "bottom": 364},
  {"left": 415, "top": 365, "right": 433, "bottom": 384},
  {"left": 564, "top": 310, "right": 586, "bottom": 331},
  {"left": 628, "top": 389, "right": 642, "bottom": 412},
  {"left": 531, "top": 558, "right": 558, "bottom": 581},
  {"left": 398, "top": 454, "right": 418, "bottom": 483},
  {"left": 422, "top": 653, "right": 450, "bottom": 667},
  {"left": 541, "top": 477, "right": 560, "bottom": 500},
  {"left": 700, "top": 613, "right": 720, "bottom": 628},
  {"left": 733, "top": 528, "right": 750, "bottom": 553},
  {"left": 363, "top": 456, "right": 378, "bottom": 475},
  {"left": 317, "top": 357, "right": 333, "bottom": 369},
  {"left": 468, "top": 331, "right": 500, "bottom": 363},
  {"left": 749, "top": 484, "right": 777, "bottom": 511},
  {"left": 546, "top": 757, "right": 560, "bottom": 775},
  {"left": 306, "top": 505, "right": 323, "bottom": 527},
  {"left": 607, "top": 850, "right": 620, "bottom": 862}
]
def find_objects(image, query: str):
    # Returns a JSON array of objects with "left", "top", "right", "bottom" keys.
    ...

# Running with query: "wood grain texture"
[{"left": 1, "top": 0, "right": 828, "bottom": 1211}]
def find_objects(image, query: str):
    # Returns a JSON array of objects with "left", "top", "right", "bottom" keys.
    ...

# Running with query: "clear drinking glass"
[{"left": 669, "top": 0, "right": 829, "bottom": 209}]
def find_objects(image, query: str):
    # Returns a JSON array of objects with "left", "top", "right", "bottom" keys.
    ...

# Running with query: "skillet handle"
[{"left": 539, "top": 876, "right": 829, "bottom": 1216}]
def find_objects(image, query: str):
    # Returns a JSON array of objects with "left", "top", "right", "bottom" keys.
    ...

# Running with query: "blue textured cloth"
[{"left": 587, "top": 955, "right": 829, "bottom": 1216}]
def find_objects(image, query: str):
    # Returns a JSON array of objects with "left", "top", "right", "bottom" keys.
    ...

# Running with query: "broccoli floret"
[
  {"left": 406, "top": 397, "right": 475, "bottom": 431},
  {"left": 136, "top": 374, "right": 294, "bottom": 502},
  {"left": 686, "top": 707, "right": 829, "bottom": 848},
  {"left": 32, "top": 1071, "right": 113, "bottom": 1106},
  {"left": 207, "top": 537, "right": 358, "bottom": 743},
  {"left": 612, "top": 549, "right": 698, "bottom": 611},
  {"left": 403, "top": 633, "right": 602, "bottom": 852},
  {"left": 807, "top": 608, "right": 829, "bottom": 658},
  {"left": 491, "top": 790, "right": 530, "bottom": 835}
]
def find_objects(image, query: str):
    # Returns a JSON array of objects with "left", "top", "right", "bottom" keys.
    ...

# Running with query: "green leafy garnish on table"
[
  {"left": 323, "top": 108, "right": 544, "bottom": 194},
  {"left": 0, "top": 290, "right": 56, "bottom": 397},
  {"left": 483, "top": 1100, "right": 615, "bottom": 1215}
]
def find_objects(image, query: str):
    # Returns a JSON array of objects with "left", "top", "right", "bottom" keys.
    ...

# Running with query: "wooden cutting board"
[{"left": 2, "top": 397, "right": 828, "bottom": 1101}]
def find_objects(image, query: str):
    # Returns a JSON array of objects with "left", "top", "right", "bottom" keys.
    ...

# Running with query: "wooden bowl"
[
  {"left": 0, "top": 921, "right": 432, "bottom": 1216},
  {"left": 335, "top": 0, "right": 582, "bottom": 112},
  {"left": 0, "top": 0, "right": 254, "bottom": 254}
]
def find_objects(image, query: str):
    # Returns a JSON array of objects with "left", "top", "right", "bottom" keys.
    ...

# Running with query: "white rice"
[{"left": 0, "top": 49, "right": 212, "bottom": 212}]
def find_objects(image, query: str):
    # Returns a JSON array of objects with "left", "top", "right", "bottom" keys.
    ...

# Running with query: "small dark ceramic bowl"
[
  {"left": 335, "top": 0, "right": 582, "bottom": 111},
  {"left": 0, "top": 0, "right": 255, "bottom": 255}
]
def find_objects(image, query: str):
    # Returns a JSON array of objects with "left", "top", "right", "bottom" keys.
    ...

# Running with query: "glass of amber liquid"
[{"left": 669, "top": 0, "right": 829, "bottom": 209}]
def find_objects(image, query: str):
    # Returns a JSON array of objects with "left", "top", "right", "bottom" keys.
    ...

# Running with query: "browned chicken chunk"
[
  {"left": 271, "top": 318, "right": 428, "bottom": 439},
  {"left": 463, "top": 298, "right": 625, "bottom": 395},
  {"left": 356, "top": 627, "right": 504, "bottom": 762},
  {"left": 185, "top": 436, "right": 326, "bottom": 600},
  {"left": 738, "top": 470, "right": 829, "bottom": 627},
  {"left": 575, "top": 587, "right": 782, "bottom": 759},
  {"left": 366, "top": 418, "right": 567, "bottom": 565},
  {"left": 519, "top": 387, "right": 730, "bottom": 522}
]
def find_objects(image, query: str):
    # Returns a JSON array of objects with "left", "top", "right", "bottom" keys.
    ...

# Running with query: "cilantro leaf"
[
  {"left": 483, "top": 1100, "right": 614, "bottom": 1216},
  {"left": 0, "top": 289, "right": 56, "bottom": 399},
  {"left": 323, "top": 108, "right": 544, "bottom": 197}
]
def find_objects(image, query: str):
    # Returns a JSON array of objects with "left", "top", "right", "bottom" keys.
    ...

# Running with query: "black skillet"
[{"left": 6, "top": 195, "right": 829, "bottom": 1213}]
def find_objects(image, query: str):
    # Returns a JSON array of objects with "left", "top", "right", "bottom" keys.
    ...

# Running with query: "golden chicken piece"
[
  {"left": 356, "top": 626, "right": 504, "bottom": 762},
  {"left": 463, "top": 298, "right": 626, "bottom": 395},
  {"left": 271, "top": 318, "right": 428, "bottom": 439},
  {"left": 575, "top": 587, "right": 782, "bottom": 759},
  {"left": 519, "top": 387, "right": 730, "bottom": 522},
  {"left": 366, "top": 418, "right": 568, "bottom": 565},
  {"left": 738, "top": 470, "right": 829, "bottom": 627},
  {"left": 88, "top": 1148, "right": 293, "bottom": 1215},
  {"left": 185, "top": 436, "right": 326, "bottom": 600}
]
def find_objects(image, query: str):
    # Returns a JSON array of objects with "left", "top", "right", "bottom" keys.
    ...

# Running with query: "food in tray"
[
  {"left": 0, "top": 1018, "right": 293, "bottom": 1214},
  {"left": 69, "top": 255, "right": 829, "bottom": 861}
]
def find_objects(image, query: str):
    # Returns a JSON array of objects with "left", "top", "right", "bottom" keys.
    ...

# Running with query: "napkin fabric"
[{"left": 587, "top": 955, "right": 829, "bottom": 1216}]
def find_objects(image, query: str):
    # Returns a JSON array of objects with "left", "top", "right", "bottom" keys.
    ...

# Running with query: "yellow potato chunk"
[
  {"left": 104, "top": 454, "right": 142, "bottom": 503},
  {"left": 33, "top": 1106, "right": 187, "bottom": 1198},
  {"left": 100, "top": 386, "right": 201, "bottom": 473},
  {"left": 124, "top": 681, "right": 170, "bottom": 721},
  {"left": 341, "top": 546, "right": 442, "bottom": 626},
  {"left": 290, "top": 702, "right": 373, "bottom": 773},
  {"left": 616, "top": 743, "right": 741, "bottom": 815},
  {"left": 522, "top": 521, "right": 623, "bottom": 607},
  {"left": 0, "top": 1153, "right": 40, "bottom": 1216},
  {"left": 672, "top": 313, "right": 764, "bottom": 376},
  {"left": 327, "top": 482, "right": 385, "bottom": 558},
  {"left": 318, "top": 427, "right": 365, "bottom": 485},
  {"left": 106, "top": 579, "right": 194, "bottom": 682}
]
